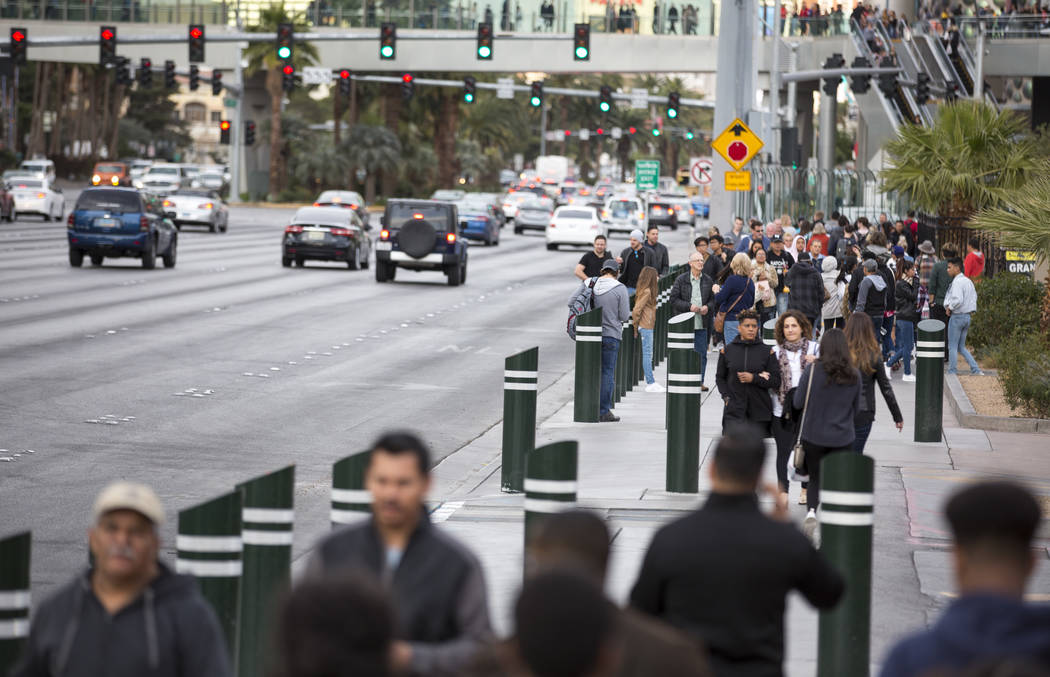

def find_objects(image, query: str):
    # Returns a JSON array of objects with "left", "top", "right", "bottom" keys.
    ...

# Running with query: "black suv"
[{"left": 375, "top": 200, "right": 469, "bottom": 286}]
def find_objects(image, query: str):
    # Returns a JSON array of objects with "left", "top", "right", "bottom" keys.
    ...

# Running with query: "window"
[
  {"left": 210, "top": 111, "right": 222, "bottom": 123},
  {"left": 184, "top": 102, "right": 207, "bottom": 123}
]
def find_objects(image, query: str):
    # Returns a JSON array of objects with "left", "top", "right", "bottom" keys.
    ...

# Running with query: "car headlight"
[
  {"left": 92, "top": 175, "right": 101, "bottom": 184},
  {"left": 133, "top": 180, "right": 143, "bottom": 188}
]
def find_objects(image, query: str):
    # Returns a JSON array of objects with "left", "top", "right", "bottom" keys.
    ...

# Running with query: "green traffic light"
[
  {"left": 599, "top": 101, "right": 609, "bottom": 112},
  {"left": 684, "top": 131, "right": 694, "bottom": 140},
  {"left": 380, "top": 45, "right": 394, "bottom": 58},
  {"left": 478, "top": 45, "right": 491, "bottom": 59},
  {"left": 575, "top": 46, "right": 589, "bottom": 59},
  {"left": 530, "top": 96, "right": 541, "bottom": 107},
  {"left": 464, "top": 93, "right": 474, "bottom": 103},
  {"left": 667, "top": 108, "right": 678, "bottom": 119},
  {"left": 277, "top": 46, "right": 291, "bottom": 59},
  {"left": 652, "top": 129, "right": 661, "bottom": 136}
]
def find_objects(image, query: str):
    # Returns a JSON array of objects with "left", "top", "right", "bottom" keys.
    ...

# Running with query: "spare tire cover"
[{"left": 399, "top": 219, "right": 438, "bottom": 259}]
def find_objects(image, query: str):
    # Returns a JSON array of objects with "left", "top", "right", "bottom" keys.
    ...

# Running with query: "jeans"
[
  {"left": 881, "top": 315, "right": 896, "bottom": 359},
  {"left": 692, "top": 327, "right": 709, "bottom": 384},
  {"left": 947, "top": 313, "right": 981, "bottom": 374},
  {"left": 776, "top": 293, "right": 789, "bottom": 316},
  {"left": 600, "top": 337, "right": 621, "bottom": 415},
  {"left": 931, "top": 304, "right": 950, "bottom": 359},
  {"left": 887, "top": 320, "right": 915, "bottom": 375},
  {"left": 724, "top": 320, "right": 740, "bottom": 346},
  {"left": 853, "top": 420, "right": 873, "bottom": 453},
  {"left": 639, "top": 328, "right": 655, "bottom": 384},
  {"left": 625, "top": 287, "right": 635, "bottom": 296}
]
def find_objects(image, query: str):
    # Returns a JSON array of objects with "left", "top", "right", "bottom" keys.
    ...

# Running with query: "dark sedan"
[{"left": 282, "top": 206, "right": 372, "bottom": 269}]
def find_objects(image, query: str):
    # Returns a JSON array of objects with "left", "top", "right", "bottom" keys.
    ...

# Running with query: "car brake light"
[
  {"left": 162, "top": 200, "right": 173, "bottom": 207},
  {"left": 446, "top": 232, "right": 456, "bottom": 243},
  {"left": 37, "top": 192, "right": 46, "bottom": 199},
  {"left": 313, "top": 202, "right": 321, "bottom": 206},
  {"left": 330, "top": 227, "right": 352, "bottom": 237},
  {"left": 413, "top": 213, "right": 425, "bottom": 220},
  {"left": 199, "top": 203, "right": 213, "bottom": 209},
  {"left": 638, "top": 212, "right": 645, "bottom": 220},
  {"left": 67, "top": 213, "right": 74, "bottom": 228},
  {"left": 380, "top": 229, "right": 390, "bottom": 240},
  {"left": 350, "top": 203, "right": 358, "bottom": 209},
  {"left": 285, "top": 225, "right": 303, "bottom": 233},
  {"left": 139, "top": 215, "right": 149, "bottom": 231}
]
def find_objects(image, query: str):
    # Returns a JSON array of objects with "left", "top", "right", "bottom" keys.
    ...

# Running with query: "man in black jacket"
[
  {"left": 671, "top": 251, "right": 715, "bottom": 391},
  {"left": 643, "top": 225, "right": 670, "bottom": 275},
  {"left": 630, "top": 426, "right": 845, "bottom": 677},
  {"left": 715, "top": 309, "right": 781, "bottom": 435},
  {"left": 12, "top": 482, "right": 232, "bottom": 677},
  {"left": 785, "top": 252, "right": 824, "bottom": 335},
  {"left": 765, "top": 235, "right": 794, "bottom": 315},
  {"left": 617, "top": 229, "right": 656, "bottom": 292},
  {"left": 308, "top": 432, "right": 492, "bottom": 676},
  {"left": 703, "top": 234, "right": 728, "bottom": 281}
]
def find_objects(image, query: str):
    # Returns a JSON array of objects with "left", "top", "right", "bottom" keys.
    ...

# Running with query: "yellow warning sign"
[
  {"left": 712, "top": 118, "right": 764, "bottom": 171},
  {"left": 725, "top": 170, "right": 751, "bottom": 191}
]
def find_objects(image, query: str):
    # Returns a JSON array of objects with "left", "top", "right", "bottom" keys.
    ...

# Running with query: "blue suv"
[{"left": 68, "top": 188, "right": 178, "bottom": 269}]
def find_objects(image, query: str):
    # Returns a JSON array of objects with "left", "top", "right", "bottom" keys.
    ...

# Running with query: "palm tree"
[
  {"left": 291, "top": 141, "right": 351, "bottom": 191},
  {"left": 342, "top": 124, "right": 401, "bottom": 202},
  {"left": 244, "top": 3, "right": 320, "bottom": 200},
  {"left": 881, "top": 102, "right": 1043, "bottom": 220},
  {"left": 970, "top": 162, "right": 1050, "bottom": 333}
]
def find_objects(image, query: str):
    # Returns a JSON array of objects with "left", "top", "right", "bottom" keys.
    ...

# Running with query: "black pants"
[
  {"left": 930, "top": 304, "right": 949, "bottom": 359},
  {"left": 802, "top": 441, "right": 853, "bottom": 510},
  {"left": 824, "top": 316, "right": 845, "bottom": 330},
  {"left": 770, "top": 415, "right": 799, "bottom": 493}
]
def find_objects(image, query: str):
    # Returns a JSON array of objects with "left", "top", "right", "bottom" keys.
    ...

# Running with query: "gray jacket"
[
  {"left": 592, "top": 275, "right": 631, "bottom": 340},
  {"left": 308, "top": 514, "right": 492, "bottom": 677}
]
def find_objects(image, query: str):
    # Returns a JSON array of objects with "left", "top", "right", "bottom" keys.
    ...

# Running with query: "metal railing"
[
  {"left": 916, "top": 15, "right": 1050, "bottom": 40},
  {"left": 0, "top": 0, "right": 225, "bottom": 22}
]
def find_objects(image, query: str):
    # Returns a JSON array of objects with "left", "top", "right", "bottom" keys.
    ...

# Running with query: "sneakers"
[
  {"left": 803, "top": 509, "right": 819, "bottom": 545},
  {"left": 798, "top": 488, "right": 808, "bottom": 505},
  {"left": 883, "top": 362, "right": 891, "bottom": 379},
  {"left": 902, "top": 374, "right": 916, "bottom": 382},
  {"left": 645, "top": 382, "right": 666, "bottom": 393},
  {"left": 971, "top": 370, "right": 986, "bottom": 376},
  {"left": 599, "top": 412, "right": 620, "bottom": 423}
]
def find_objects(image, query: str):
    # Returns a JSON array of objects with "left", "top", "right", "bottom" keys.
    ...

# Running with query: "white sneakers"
[
  {"left": 803, "top": 509, "right": 819, "bottom": 546},
  {"left": 645, "top": 382, "right": 666, "bottom": 393},
  {"left": 902, "top": 374, "right": 916, "bottom": 382}
]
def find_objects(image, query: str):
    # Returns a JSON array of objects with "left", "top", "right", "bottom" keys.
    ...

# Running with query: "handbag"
[
  {"left": 713, "top": 283, "right": 749, "bottom": 334},
  {"left": 791, "top": 361, "right": 816, "bottom": 477}
]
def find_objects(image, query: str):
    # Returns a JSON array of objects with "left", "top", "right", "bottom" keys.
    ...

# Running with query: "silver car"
[
  {"left": 162, "top": 189, "right": 229, "bottom": 233},
  {"left": 513, "top": 197, "right": 554, "bottom": 233}
]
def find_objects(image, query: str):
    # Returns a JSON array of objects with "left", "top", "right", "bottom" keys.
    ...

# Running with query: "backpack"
[{"left": 567, "top": 277, "right": 599, "bottom": 340}]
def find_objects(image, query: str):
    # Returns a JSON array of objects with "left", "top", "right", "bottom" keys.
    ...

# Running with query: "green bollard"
[
  {"left": 502, "top": 347, "right": 539, "bottom": 493},
  {"left": 762, "top": 318, "right": 777, "bottom": 347},
  {"left": 523, "top": 440, "right": 578, "bottom": 576},
  {"left": 914, "top": 319, "right": 946, "bottom": 443},
  {"left": 573, "top": 307, "right": 602, "bottom": 423},
  {"left": 817, "top": 453, "right": 875, "bottom": 677},
  {"left": 331, "top": 451, "right": 371, "bottom": 527},
  {"left": 0, "top": 532, "right": 30, "bottom": 674},
  {"left": 615, "top": 315, "right": 627, "bottom": 403},
  {"left": 666, "top": 311, "right": 702, "bottom": 493},
  {"left": 237, "top": 465, "right": 295, "bottom": 677},
  {"left": 177, "top": 491, "right": 243, "bottom": 663}
]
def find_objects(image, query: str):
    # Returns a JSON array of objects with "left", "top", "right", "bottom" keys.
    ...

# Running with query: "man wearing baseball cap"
[{"left": 12, "top": 482, "right": 231, "bottom": 677}]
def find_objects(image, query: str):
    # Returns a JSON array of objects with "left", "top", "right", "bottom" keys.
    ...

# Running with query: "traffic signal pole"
[{"left": 230, "top": 41, "right": 245, "bottom": 204}]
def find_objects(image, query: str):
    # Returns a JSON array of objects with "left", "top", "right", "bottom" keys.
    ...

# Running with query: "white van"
[{"left": 20, "top": 159, "right": 56, "bottom": 183}]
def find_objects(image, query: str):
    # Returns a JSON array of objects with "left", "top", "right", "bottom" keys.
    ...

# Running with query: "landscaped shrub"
[
  {"left": 969, "top": 274, "right": 1045, "bottom": 356},
  {"left": 993, "top": 332, "right": 1050, "bottom": 419}
]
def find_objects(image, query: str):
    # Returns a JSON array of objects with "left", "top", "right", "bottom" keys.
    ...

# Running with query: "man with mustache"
[
  {"left": 12, "top": 482, "right": 231, "bottom": 677},
  {"left": 308, "top": 431, "right": 493, "bottom": 676}
]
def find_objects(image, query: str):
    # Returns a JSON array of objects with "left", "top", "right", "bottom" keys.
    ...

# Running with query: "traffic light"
[
  {"left": 667, "top": 91, "right": 680, "bottom": 119},
  {"left": 380, "top": 22, "right": 396, "bottom": 60},
  {"left": 282, "top": 64, "right": 296, "bottom": 92},
  {"left": 463, "top": 75, "right": 476, "bottom": 103},
  {"left": 276, "top": 22, "right": 293, "bottom": 61},
  {"left": 164, "top": 60, "right": 176, "bottom": 89},
  {"left": 188, "top": 24, "right": 205, "bottom": 63},
  {"left": 401, "top": 72, "right": 414, "bottom": 100},
  {"left": 877, "top": 55, "right": 896, "bottom": 97},
  {"left": 116, "top": 57, "right": 131, "bottom": 86},
  {"left": 338, "top": 69, "right": 351, "bottom": 97},
  {"left": 915, "top": 73, "right": 931, "bottom": 104},
  {"left": 573, "top": 23, "right": 590, "bottom": 61},
  {"left": 189, "top": 64, "right": 199, "bottom": 91},
  {"left": 245, "top": 120, "right": 256, "bottom": 146},
  {"left": 212, "top": 70, "right": 223, "bottom": 95},
  {"left": 598, "top": 85, "right": 612, "bottom": 113},
  {"left": 628, "top": 126, "right": 637, "bottom": 135},
  {"left": 139, "top": 58, "right": 152, "bottom": 88},
  {"left": 652, "top": 128, "right": 661, "bottom": 137},
  {"left": 684, "top": 130, "right": 694, "bottom": 140},
  {"left": 99, "top": 25, "right": 116, "bottom": 66},
  {"left": 476, "top": 22, "right": 493, "bottom": 60},
  {"left": 219, "top": 120, "right": 231, "bottom": 145},
  {"left": 850, "top": 55, "right": 871, "bottom": 94},
  {"left": 780, "top": 126, "right": 801, "bottom": 168},
  {"left": 822, "top": 53, "right": 845, "bottom": 96},
  {"left": 529, "top": 80, "right": 543, "bottom": 107},
  {"left": 10, "top": 28, "right": 27, "bottom": 66}
]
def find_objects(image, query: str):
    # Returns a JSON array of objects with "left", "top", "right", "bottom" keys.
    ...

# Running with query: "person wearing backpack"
[
  {"left": 670, "top": 252, "right": 714, "bottom": 392},
  {"left": 633, "top": 266, "right": 663, "bottom": 393},
  {"left": 594, "top": 259, "right": 631, "bottom": 422}
]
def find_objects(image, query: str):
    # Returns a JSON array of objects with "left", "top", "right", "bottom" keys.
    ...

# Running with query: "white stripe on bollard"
[
  {"left": 916, "top": 341, "right": 944, "bottom": 348},
  {"left": 667, "top": 385, "right": 703, "bottom": 394},
  {"left": 504, "top": 382, "right": 539, "bottom": 391},
  {"left": 176, "top": 559, "right": 244, "bottom": 577},
  {"left": 820, "top": 490, "right": 875, "bottom": 506},
  {"left": 175, "top": 535, "right": 243, "bottom": 552},
  {"left": 576, "top": 326, "right": 602, "bottom": 333},
  {"left": 0, "top": 590, "right": 30, "bottom": 610},
  {"left": 242, "top": 508, "right": 294, "bottom": 523},
  {"left": 668, "top": 332, "right": 695, "bottom": 339},
  {"left": 818, "top": 509, "right": 874, "bottom": 526},
  {"left": 0, "top": 618, "right": 29, "bottom": 639},
  {"left": 331, "top": 489, "right": 371, "bottom": 504},
  {"left": 915, "top": 351, "right": 944, "bottom": 359},
  {"left": 576, "top": 336, "right": 603, "bottom": 342},
  {"left": 242, "top": 530, "right": 295, "bottom": 546},
  {"left": 668, "top": 341, "right": 694, "bottom": 350},
  {"left": 667, "top": 373, "right": 702, "bottom": 381},
  {"left": 524, "top": 497, "right": 575, "bottom": 513},
  {"left": 330, "top": 509, "right": 371, "bottom": 524},
  {"left": 505, "top": 370, "right": 539, "bottom": 379},
  {"left": 523, "top": 478, "right": 578, "bottom": 494}
]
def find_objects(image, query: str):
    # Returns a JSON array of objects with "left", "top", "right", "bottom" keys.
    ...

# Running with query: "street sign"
[
  {"left": 725, "top": 170, "right": 751, "bottom": 191},
  {"left": 224, "top": 97, "right": 238, "bottom": 108},
  {"left": 635, "top": 159, "right": 660, "bottom": 191},
  {"left": 690, "top": 157, "right": 712, "bottom": 186},
  {"left": 712, "top": 118, "right": 764, "bottom": 171},
  {"left": 1004, "top": 250, "right": 1036, "bottom": 277},
  {"left": 611, "top": 127, "right": 622, "bottom": 139},
  {"left": 301, "top": 67, "right": 332, "bottom": 85},
  {"left": 497, "top": 77, "right": 515, "bottom": 99},
  {"left": 631, "top": 88, "right": 649, "bottom": 109},
  {"left": 579, "top": 129, "right": 590, "bottom": 141}
]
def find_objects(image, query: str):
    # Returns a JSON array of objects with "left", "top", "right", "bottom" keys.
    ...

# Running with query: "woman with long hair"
[
  {"left": 844, "top": 313, "right": 903, "bottom": 453},
  {"left": 633, "top": 266, "right": 663, "bottom": 392},
  {"left": 886, "top": 259, "right": 919, "bottom": 381},
  {"left": 793, "top": 328, "right": 862, "bottom": 535},
  {"left": 750, "top": 246, "right": 778, "bottom": 327},
  {"left": 770, "top": 310, "right": 819, "bottom": 505},
  {"left": 711, "top": 252, "right": 755, "bottom": 346}
]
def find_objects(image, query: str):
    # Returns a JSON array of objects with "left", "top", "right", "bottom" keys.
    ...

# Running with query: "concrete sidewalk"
[{"left": 427, "top": 347, "right": 1050, "bottom": 676}]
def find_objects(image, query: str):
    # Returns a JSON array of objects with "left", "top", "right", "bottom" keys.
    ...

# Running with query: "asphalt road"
[{"left": 0, "top": 197, "right": 697, "bottom": 596}]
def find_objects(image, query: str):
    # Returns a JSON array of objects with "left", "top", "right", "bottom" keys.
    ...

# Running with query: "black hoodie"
[
  {"left": 12, "top": 563, "right": 231, "bottom": 677},
  {"left": 715, "top": 335, "right": 781, "bottom": 424}
]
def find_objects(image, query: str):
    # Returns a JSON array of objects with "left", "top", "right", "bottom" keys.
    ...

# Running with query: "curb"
[{"left": 944, "top": 372, "right": 1050, "bottom": 435}]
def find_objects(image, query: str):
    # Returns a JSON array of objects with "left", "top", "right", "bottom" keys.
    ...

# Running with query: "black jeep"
[{"left": 375, "top": 199, "right": 469, "bottom": 286}]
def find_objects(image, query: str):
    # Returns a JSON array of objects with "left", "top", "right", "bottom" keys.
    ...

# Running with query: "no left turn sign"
[{"left": 690, "top": 157, "right": 712, "bottom": 186}]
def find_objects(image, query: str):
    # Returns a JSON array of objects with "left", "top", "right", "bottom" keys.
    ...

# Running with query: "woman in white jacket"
[
  {"left": 821, "top": 256, "right": 846, "bottom": 332},
  {"left": 769, "top": 310, "right": 820, "bottom": 505}
]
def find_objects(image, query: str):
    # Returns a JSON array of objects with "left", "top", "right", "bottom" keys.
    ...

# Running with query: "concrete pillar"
[
  {"left": 797, "top": 85, "right": 817, "bottom": 166},
  {"left": 818, "top": 89, "right": 836, "bottom": 171}
]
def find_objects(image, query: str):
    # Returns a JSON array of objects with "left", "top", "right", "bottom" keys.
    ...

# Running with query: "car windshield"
[
  {"left": 608, "top": 200, "right": 637, "bottom": 216},
  {"left": 560, "top": 186, "right": 578, "bottom": 195},
  {"left": 149, "top": 167, "right": 179, "bottom": 176},
  {"left": 521, "top": 200, "right": 550, "bottom": 210},
  {"left": 173, "top": 189, "right": 213, "bottom": 198},
  {"left": 198, "top": 172, "right": 224, "bottom": 179},
  {"left": 388, "top": 204, "right": 449, "bottom": 226},
  {"left": 95, "top": 165, "right": 124, "bottom": 174},
  {"left": 75, "top": 191, "right": 140, "bottom": 212},
  {"left": 22, "top": 164, "right": 47, "bottom": 172},
  {"left": 318, "top": 191, "right": 361, "bottom": 204},
  {"left": 12, "top": 179, "right": 43, "bottom": 189},
  {"left": 558, "top": 210, "right": 592, "bottom": 220}
]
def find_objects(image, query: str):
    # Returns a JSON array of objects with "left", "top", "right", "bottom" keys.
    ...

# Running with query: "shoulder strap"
[
  {"left": 794, "top": 363, "right": 816, "bottom": 445},
  {"left": 725, "top": 279, "right": 750, "bottom": 314}
]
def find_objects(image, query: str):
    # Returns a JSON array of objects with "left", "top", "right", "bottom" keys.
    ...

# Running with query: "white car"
[
  {"left": 20, "top": 159, "right": 56, "bottom": 183},
  {"left": 136, "top": 164, "right": 186, "bottom": 194},
  {"left": 602, "top": 196, "right": 647, "bottom": 235},
  {"left": 501, "top": 191, "right": 534, "bottom": 220},
  {"left": 10, "top": 177, "right": 64, "bottom": 221},
  {"left": 128, "top": 160, "right": 153, "bottom": 182},
  {"left": 546, "top": 206, "right": 604, "bottom": 250},
  {"left": 161, "top": 189, "right": 229, "bottom": 233}
]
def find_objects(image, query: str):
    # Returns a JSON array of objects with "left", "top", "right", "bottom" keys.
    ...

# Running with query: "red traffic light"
[
  {"left": 101, "top": 28, "right": 114, "bottom": 40},
  {"left": 189, "top": 26, "right": 203, "bottom": 39},
  {"left": 283, "top": 64, "right": 294, "bottom": 75},
  {"left": 340, "top": 69, "right": 350, "bottom": 79},
  {"left": 596, "top": 127, "right": 604, "bottom": 135},
  {"left": 628, "top": 126, "right": 637, "bottom": 134},
  {"left": 564, "top": 130, "right": 571, "bottom": 136},
  {"left": 12, "top": 29, "right": 25, "bottom": 42},
  {"left": 219, "top": 120, "right": 231, "bottom": 130},
  {"left": 402, "top": 73, "right": 413, "bottom": 83}
]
